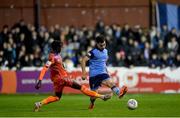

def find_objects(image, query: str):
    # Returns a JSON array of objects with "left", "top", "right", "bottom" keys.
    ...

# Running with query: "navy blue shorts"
[{"left": 89, "top": 73, "right": 110, "bottom": 90}]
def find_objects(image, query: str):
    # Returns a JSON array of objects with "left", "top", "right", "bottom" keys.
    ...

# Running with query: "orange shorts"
[{"left": 52, "top": 77, "right": 74, "bottom": 93}]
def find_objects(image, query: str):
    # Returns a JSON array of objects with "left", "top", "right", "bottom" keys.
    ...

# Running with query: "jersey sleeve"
[
  {"left": 86, "top": 50, "right": 94, "bottom": 59},
  {"left": 45, "top": 61, "right": 52, "bottom": 68}
]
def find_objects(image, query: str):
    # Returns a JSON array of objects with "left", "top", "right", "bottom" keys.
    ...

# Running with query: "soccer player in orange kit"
[{"left": 34, "top": 40, "right": 111, "bottom": 112}]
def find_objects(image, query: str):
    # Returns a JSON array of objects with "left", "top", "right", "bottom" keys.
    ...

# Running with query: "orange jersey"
[{"left": 48, "top": 53, "right": 68, "bottom": 80}]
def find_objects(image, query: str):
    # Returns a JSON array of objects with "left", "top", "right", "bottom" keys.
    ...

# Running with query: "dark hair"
[
  {"left": 95, "top": 35, "right": 106, "bottom": 43},
  {"left": 3, "top": 25, "right": 8, "bottom": 29},
  {"left": 51, "top": 40, "right": 63, "bottom": 53}
]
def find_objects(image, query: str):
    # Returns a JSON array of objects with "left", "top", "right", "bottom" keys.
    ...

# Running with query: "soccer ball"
[{"left": 127, "top": 99, "right": 138, "bottom": 110}]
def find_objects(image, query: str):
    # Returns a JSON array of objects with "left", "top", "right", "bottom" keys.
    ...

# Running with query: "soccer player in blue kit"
[{"left": 81, "top": 35, "right": 128, "bottom": 109}]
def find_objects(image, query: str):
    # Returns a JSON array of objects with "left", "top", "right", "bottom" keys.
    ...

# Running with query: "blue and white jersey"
[{"left": 87, "top": 48, "right": 108, "bottom": 77}]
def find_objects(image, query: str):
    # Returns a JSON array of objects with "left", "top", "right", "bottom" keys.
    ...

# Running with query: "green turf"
[{"left": 0, "top": 93, "right": 180, "bottom": 117}]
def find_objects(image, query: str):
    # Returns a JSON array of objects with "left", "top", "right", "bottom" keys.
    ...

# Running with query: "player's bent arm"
[
  {"left": 35, "top": 60, "right": 53, "bottom": 89},
  {"left": 80, "top": 56, "right": 89, "bottom": 79},
  {"left": 38, "top": 61, "right": 52, "bottom": 80}
]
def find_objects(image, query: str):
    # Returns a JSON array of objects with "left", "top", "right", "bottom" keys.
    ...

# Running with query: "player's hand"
[
  {"left": 82, "top": 73, "right": 87, "bottom": 80},
  {"left": 35, "top": 80, "right": 42, "bottom": 89}
]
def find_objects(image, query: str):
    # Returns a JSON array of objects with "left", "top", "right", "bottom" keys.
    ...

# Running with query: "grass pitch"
[{"left": 0, "top": 93, "right": 180, "bottom": 117}]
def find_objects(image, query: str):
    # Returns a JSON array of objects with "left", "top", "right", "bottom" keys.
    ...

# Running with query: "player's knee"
[
  {"left": 72, "top": 81, "right": 81, "bottom": 90},
  {"left": 107, "top": 82, "right": 115, "bottom": 88}
]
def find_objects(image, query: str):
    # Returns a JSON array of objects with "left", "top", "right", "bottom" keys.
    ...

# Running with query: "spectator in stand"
[
  {"left": 0, "top": 25, "right": 9, "bottom": 50},
  {"left": 114, "top": 25, "right": 122, "bottom": 43},
  {"left": 155, "top": 40, "right": 166, "bottom": 57},
  {"left": 17, "top": 45, "right": 27, "bottom": 69},
  {"left": 33, "top": 45, "right": 42, "bottom": 67},
  {"left": 160, "top": 53, "right": 170, "bottom": 68},
  {"left": 121, "top": 24, "right": 133, "bottom": 39},
  {"left": 139, "top": 35, "right": 147, "bottom": 50},
  {"left": 131, "top": 41, "right": 141, "bottom": 66},
  {"left": 165, "top": 28, "right": 178, "bottom": 47},
  {"left": 143, "top": 42, "right": 151, "bottom": 62},
  {"left": 174, "top": 54, "right": 180, "bottom": 67},
  {"left": 149, "top": 54, "right": 161, "bottom": 68},
  {"left": 41, "top": 32, "right": 53, "bottom": 62},
  {"left": 133, "top": 25, "right": 143, "bottom": 42},
  {"left": 95, "top": 20, "right": 105, "bottom": 34},
  {"left": 150, "top": 26, "right": 159, "bottom": 50},
  {"left": 114, "top": 51, "right": 126, "bottom": 67},
  {"left": 160, "top": 25, "right": 168, "bottom": 40},
  {"left": 167, "top": 37, "right": 179, "bottom": 58},
  {"left": 139, "top": 54, "right": 149, "bottom": 66}
]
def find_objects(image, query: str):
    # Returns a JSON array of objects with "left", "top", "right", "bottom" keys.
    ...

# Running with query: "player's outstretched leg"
[
  {"left": 34, "top": 96, "right": 60, "bottom": 112},
  {"left": 80, "top": 85, "right": 111, "bottom": 100},
  {"left": 111, "top": 85, "right": 128, "bottom": 98},
  {"left": 71, "top": 81, "right": 111, "bottom": 101}
]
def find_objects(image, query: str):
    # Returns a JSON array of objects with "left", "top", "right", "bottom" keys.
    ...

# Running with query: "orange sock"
[
  {"left": 41, "top": 96, "right": 59, "bottom": 105},
  {"left": 81, "top": 85, "right": 101, "bottom": 98}
]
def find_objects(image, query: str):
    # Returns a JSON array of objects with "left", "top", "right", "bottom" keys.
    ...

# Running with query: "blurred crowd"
[{"left": 0, "top": 20, "right": 179, "bottom": 70}]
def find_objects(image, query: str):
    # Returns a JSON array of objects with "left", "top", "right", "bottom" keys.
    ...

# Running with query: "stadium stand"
[{"left": 0, "top": 20, "right": 179, "bottom": 70}]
